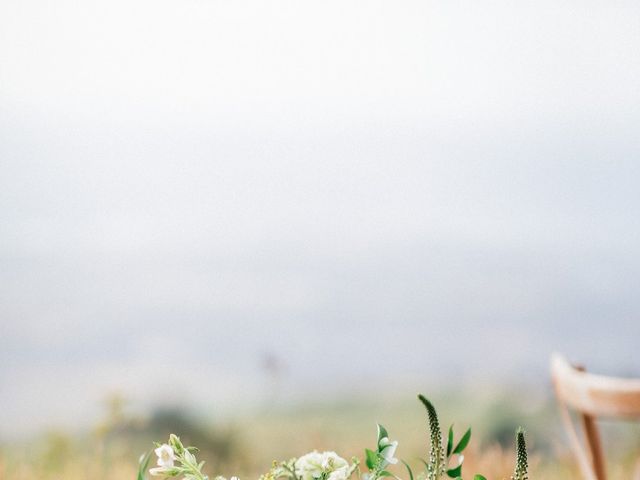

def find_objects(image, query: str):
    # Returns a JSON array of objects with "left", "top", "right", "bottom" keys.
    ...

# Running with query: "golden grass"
[{"left": 2, "top": 394, "right": 639, "bottom": 479}]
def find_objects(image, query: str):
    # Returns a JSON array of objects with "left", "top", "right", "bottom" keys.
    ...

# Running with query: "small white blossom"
[
  {"left": 214, "top": 474, "right": 240, "bottom": 480},
  {"left": 155, "top": 444, "right": 176, "bottom": 468},
  {"left": 379, "top": 440, "right": 398, "bottom": 465}
]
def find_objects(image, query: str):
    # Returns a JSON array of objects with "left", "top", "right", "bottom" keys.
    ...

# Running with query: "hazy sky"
[{"left": 2, "top": 0, "right": 640, "bottom": 435}]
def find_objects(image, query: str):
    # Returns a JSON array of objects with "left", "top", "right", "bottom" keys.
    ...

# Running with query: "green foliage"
[
  {"left": 146, "top": 408, "right": 240, "bottom": 468},
  {"left": 146, "top": 435, "right": 209, "bottom": 480},
  {"left": 413, "top": 395, "right": 530, "bottom": 480},
  {"left": 452, "top": 429, "right": 471, "bottom": 456},
  {"left": 138, "top": 450, "right": 152, "bottom": 480},
  {"left": 260, "top": 458, "right": 300, "bottom": 480},
  {"left": 365, "top": 449, "right": 378, "bottom": 470},
  {"left": 401, "top": 460, "right": 414, "bottom": 480},
  {"left": 417, "top": 395, "right": 473, "bottom": 480},
  {"left": 364, "top": 424, "right": 399, "bottom": 480},
  {"left": 445, "top": 463, "right": 462, "bottom": 478},
  {"left": 140, "top": 396, "right": 531, "bottom": 480}
]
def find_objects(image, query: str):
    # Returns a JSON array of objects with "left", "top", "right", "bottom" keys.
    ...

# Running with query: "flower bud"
[
  {"left": 169, "top": 434, "right": 185, "bottom": 454},
  {"left": 150, "top": 466, "right": 181, "bottom": 477}
]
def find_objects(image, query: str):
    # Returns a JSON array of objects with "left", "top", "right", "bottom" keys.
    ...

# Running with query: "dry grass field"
[{"left": 2, "top": 391, "right": 639, "bottom": 480}]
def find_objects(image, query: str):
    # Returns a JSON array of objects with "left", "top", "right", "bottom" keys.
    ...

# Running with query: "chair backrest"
[{"left": 550, "top": 353, "right": 640, "bottom": 480}]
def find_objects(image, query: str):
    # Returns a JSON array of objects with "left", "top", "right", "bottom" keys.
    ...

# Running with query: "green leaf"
[
  {"left": 378, "top": 471, "right": 394, "bottom": 477},
  {"left": 453, "top": 428, "right": 471, "bottom": 455},
  {"left": 401, "top": 460, "right": 414, "bottom": 480},
  {"left": 377, "top": 424, "right": 389, "bottom": 443},
  {"left": 137, "top": 450, "right": 152, "bottom": 480},
  {"left": 447, "top": 424, "right": 454, "bottom": 457},
  {"left": 365, "top": 449, "right": 378, "bottom": 470},
  {"left": 474, "top": 475, "right": 487, "bottom": 480},
  {"left": 446, "top": 465, "right": 462, "bottom": 478}
]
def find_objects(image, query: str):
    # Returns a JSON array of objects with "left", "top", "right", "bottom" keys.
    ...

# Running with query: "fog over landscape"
[{"left": 2, "top": 0, "right": 640, "bottom": 436}]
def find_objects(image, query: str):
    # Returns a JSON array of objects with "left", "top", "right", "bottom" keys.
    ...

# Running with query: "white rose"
[
  {"left": 295, "top": 451, "right": 324, "bottom": 480},
  {"left": 295, "top": 451, "right": 349, "bottom": 480}
]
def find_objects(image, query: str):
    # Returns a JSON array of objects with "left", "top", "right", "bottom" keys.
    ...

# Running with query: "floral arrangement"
[{"left": 138, "top": 394, "right": 529, "bottom": 480}]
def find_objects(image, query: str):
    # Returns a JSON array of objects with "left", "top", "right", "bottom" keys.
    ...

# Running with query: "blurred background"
[{"left": 1, "top": 0, "right": 640, "bottom": 478}]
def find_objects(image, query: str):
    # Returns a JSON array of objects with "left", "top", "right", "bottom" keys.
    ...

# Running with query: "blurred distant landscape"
[
  {"left": 2, "top": 388, "right": 640, "bottom": 479},
  {"left": 2, "top": 0, "right": 640, "bottom": 477}
]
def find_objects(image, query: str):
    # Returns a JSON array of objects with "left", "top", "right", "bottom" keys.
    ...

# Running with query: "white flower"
[
  {"left": 379, "top": 439, "right": 398, "bottom": 466},
  {"left": 295, "top": 451, "right": 350, "bottom": 480},
  {"left": 217, "top": 476, "right": 239, "bottom": 480},
  {"left": 155, "top": 444, "right": 176, "bottom": 467},
  {"left": 295, "top": 451, "right": 324, "bottom": 480},
  {"left": 149, "top": 466, "right": 175, "bottom": 477}
]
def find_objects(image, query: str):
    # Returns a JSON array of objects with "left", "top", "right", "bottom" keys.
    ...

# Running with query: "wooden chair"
[{"left": 550, "top": 353, "right": 640, "bottom": 480}]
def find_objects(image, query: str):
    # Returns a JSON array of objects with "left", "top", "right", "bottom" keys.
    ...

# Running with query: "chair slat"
[{"left": 551, "top": 354, "right": 640, "bottom": 418}]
